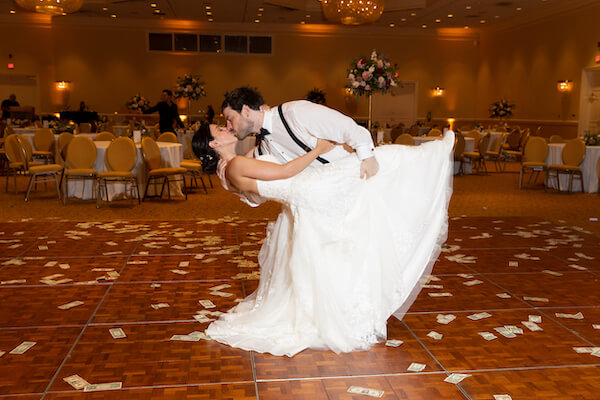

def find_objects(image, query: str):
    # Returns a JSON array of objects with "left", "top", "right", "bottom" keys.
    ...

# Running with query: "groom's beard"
[{"left": 235, "top": 118, "right": 255, "bottom": 140}]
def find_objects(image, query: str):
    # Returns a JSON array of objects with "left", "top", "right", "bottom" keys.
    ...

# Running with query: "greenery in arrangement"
[
  {"left": 583, "top": 131, "right": 600, "bottom": 146},
  {"left": 306, "top": 88, "right": 326, "bottom": 104},
  {"left": 126, "top": 94, "right": 150, "bottom": 113},
  {"left": 345, "top": 50, "right": 399, "bottom": 96},
  {"left": 174, "top": 74, "right": 206, "bottom": 101},
  {"left": 49, "top": 120, "right": 75, "bottom": 134},
  {"left": 489, "top": 99, "right": 515, "bottom": 119}
]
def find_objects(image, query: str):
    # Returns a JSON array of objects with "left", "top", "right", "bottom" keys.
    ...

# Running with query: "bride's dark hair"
[{"left": 192, "top": 123, "right": 219, "bottom": 174}]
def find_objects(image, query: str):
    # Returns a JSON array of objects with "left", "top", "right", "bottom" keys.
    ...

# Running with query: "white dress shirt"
[{"left": 255, "top": 100, "right": 375, "bottom": 167}]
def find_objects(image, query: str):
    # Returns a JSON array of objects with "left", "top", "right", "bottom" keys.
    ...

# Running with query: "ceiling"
[{"left": 5, "top": 0, "right": 592, "bottom": 30}]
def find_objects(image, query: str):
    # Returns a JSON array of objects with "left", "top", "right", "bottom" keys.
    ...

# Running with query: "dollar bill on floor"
[
  {"left": 347, "top": 385, "right": 384, "bottom": 398},
  {"left": 199, "top": 299, "right": 216, "bottom": 309},
  {"left": 463, "top": 279, "right": 483, "bottom": 286},
  {"left": 427, "top": 331, "right": 443, "bottom": 340},
  {"left": 523, "top": 296, "right": 549, "bottom": 303},
  {"left": 83, "top": 382, "right": 122, "bottom": 392},
  {"left": 0, "top": 351, "right": 5, "bottom": 358},
  {"left": 407, "top": 363, "right": 426, "bottom": 372},
  {"left": 209, "top": 284, "right": 231, "bottom": 292},
  {"left": 109, "top": 328, "right": 126, "bottom": 339},
  {"left": 63, "top": 374, "right": 90, "bottom": 390},
  {"left": 493, "top": 395, "right": 513, "bottom": 400},
  {"left": 151, "top": 303, "right": 170, "bottom": 309},
  {"left": 468, "top": 312, "right": 492, "bottom": 321},
  {"left": 10, "top": 341, "right": 36, "bottom": 354},
  {"left": 444, "top": 373, "right": 471, "bottom": 384},
  {"left": 210, "top": 291, "right": 234, "bottom": 298},
  {"left": 555, "top": 312, "right": 584, "bottom": 320},
  {"left": 593, "top": 324, "right": 600, "bottom": 330},
  {"left": 436, "top": 314, "right": 456, "bottom": 324},
  {"left": 193, "top": 314, "right": 214, "bottom": 323},
  {"left": 58, "top": 301, "right": 84, "bottom": 310},
  {"left": 496, "top": 293, "right": 511, "bottom": 299},
  {"left": 179, "top": 261, "right": 189, "bottom": 267},
  {"left": 150, "top": 283, "right": 161, "bottom": 288},
  {"left": 170, "top": 334, "right": 201, "bottom": 342},
  {"left": 528, "top": 315, "right": 542, "bottom": 323},
  {"left": 494, "top": 327, "right": 516, "bottom": 338},
  {"left": 572, "top": 347, "right": 600, "bottom": 354},
  {"left": 170, "top": 269, "right": 189, "bottom": 275},
  {"left": 385, "top": 339, "right": 403, "bottom": 347},
  {"left": 429, "top": 292, "right": 453, "bottom": 297},
  {"left": 521, "top": 321, "right": 543, "bottom": 331},
  {"left": 478, "top": 332, "right": 497, "bottom": 341}
]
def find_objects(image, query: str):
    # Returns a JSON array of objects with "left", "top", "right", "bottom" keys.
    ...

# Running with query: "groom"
[{"left": 221, "top": 86, "right": 379, "bottom": 179}]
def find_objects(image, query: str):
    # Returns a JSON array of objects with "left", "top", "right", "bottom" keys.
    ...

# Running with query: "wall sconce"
[
  {"left": 56, "top": 80, "right": 71, "bottom": 90},
  {"left": 180, "top": 115, "right": 188, "bottom": 122},
  {"left": 557, "top": 80, "right": 573, "bottom": 93},
  {"left": 53, "top": 80, "right": 71, "bottom": 107},
  {"left": 432, "top": 87, "right": 445, "bottom": 97},
  {"left": 447, "top": 118, "right": 455, "bottom": 130}
]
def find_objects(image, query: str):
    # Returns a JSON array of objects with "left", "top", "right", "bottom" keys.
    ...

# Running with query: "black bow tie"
[{"left": 256, "top": 128, "right": 271, "bottom": 139}]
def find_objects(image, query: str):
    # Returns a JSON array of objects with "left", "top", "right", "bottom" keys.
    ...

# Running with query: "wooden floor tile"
[{"left": 0, "top": 327, "right": 81, "bottom": 395}]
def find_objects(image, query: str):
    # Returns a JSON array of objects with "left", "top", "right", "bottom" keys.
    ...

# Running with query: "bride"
[{"left": 195, "top": 124, "right": 455, "bottom": 357}]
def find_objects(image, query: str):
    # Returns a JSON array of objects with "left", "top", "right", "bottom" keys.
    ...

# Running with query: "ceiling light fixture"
[
  {"left": 447, "top": 13, "right": 454, "bottom": 18},
  {"left": 14, "top": 0, "right": 84, "bottom": 16},
  {"left": 321, "top": 0, "right": 386, "bottom": 25},
  {"left": 151, "top": 3, "right": 157, "bottom": 7},
  {"left": 435, "top": 19, "right": 440, "bottom": 23}
]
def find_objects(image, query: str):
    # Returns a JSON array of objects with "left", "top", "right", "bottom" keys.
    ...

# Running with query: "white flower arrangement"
[
  {"left": 345, "top": 50, "right": 399, "bottom": 96},
  {"left": 174, "top": 74, "right": 206, "bottom": 101},
  {"left": 489, "top": 99, "right": 515, "bottom": 119},
  {"left": 126, "top": 94, "right": 150, "bottom": 113}
]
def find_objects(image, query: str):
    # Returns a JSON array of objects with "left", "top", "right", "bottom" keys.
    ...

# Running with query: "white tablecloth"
[
  {"left": 112, "top": 125, "right": 129, "bottom": 137},
  {"left": 545, "top": 143, "right": 599, "bottom": 193},
  {"left": 413, "top": 136, "right": 474, "bottom": 175},
  {"left": 485, "top": 131, "right": 506, "bottom": 151},
  {"left": 13, "top": 128, "right": 37, "bottom": 135},
  {"left": 67, "top": 141, "right": 183, "bottom": 200}
]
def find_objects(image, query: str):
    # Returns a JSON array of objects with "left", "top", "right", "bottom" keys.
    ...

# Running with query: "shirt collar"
[{"left": 261, "top": 108, "right": 273, "bottom": 133}]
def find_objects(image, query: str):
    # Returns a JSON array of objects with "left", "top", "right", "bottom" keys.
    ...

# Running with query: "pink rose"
[{"left": 362, "top": 71, "right": 372, "bottom": 81}]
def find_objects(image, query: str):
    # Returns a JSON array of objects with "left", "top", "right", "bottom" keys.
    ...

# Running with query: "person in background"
[
  {"left": 143, "top": 89, "right": 184, "bottom": 133},
  {"left": 79, "top": 101, "right": 88, "bottom": 112},
  {"left": 1, "top": 94, "right": 19, "bottom": 120},
  {"left": 306, "top": 88, "right": 326, "bottom": 105},
  {"left": 206, "top": 105, "right": 215, "bottom": 124}
]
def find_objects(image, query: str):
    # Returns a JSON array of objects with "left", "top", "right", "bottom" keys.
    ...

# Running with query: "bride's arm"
[{"left": 228, "top": 139, "right": 334, "bottom": 193}]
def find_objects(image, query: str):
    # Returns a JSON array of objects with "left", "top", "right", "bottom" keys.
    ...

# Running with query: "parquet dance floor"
[{"left": 0, "top": 216, "right": 599, "bottom": 399}]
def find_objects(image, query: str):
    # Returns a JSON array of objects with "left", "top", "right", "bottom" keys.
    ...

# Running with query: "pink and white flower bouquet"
[
  {"left": 174, "top": 74, "right": 206, "bottom": 101},
  {"left": 345, "top": 50, "right": 399, "bottom": 96}
]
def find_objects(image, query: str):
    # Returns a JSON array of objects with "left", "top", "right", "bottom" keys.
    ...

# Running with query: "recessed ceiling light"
[
  {"left": 204, "top": 5, "right": 211, "bottom": 10},
  {"left": 422, "top": 24, "right": 427, "bottom": 28},
  {"left": 494, "top": 15, "right": 500, "bottom": 18},
  {"left": 10, "top": 10, "right": 16, "bottom": 14},
  {"left": 448, "top": 13, "right": 454, "bottom": 18},
  {"left": 258, "top": 7, "right": 264, "bottom": 11},
  {"left": 254, "top": 19, "right": 260, "bottom": 23},
  {"left": 102, "top": 7, "right": 108, "bottom": 11},
  {"left": 435, "top": 18, "right": 441, "bottom": 23},
  {"left": 150, "top": 3, "right": 157, "bottom": 8},
  {"left": 466, "top": 5, "right": 472, "bottom": 9},
  {"left": 206, "top": 11, "right": 212, "bottom": 15},
  {"left": 154, "top": 9, "right": 160, "bottom": 13},
  {"left": 389, "top": 23, "right": 395, "bottom": 27},
  {"left": 257, "top": 13, "right": 262, "bottom": 16},
  {"left": 401, "top": 17, "right": 407, "bottom": 22},
  {"left": 111, "top": 14, "right": 117, "bottom": 18},
  {"left": 480, "top": 19, "right": 486, "bottom": 23},
  {"left": 61, "top": 12, "right": 67, "bottom": 15},
  {"left": 305, "top": 14, "right": 310, "bottom": 18},
  {"left": 464, "top": 25, "right": 469, "bottom": 29},
  {"left": 208, "top": 18, "right": 213, "bottom": 21},
  {"left": 516, "top": 7, "right": 522, "bottom": 11},
  {"left": 300, "top": 20, "right": 306, "bottom": 24},
  {"left": 410, "top": 12, "right": 416, "bottom": 16}
]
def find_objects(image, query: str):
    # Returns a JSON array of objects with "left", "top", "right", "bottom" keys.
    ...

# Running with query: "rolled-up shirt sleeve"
[{"left": 290, "top": 101, "right": 375, "bottom": 161}]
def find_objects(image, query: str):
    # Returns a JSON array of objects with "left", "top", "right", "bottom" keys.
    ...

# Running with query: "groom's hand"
[{"left": 360, "top": 156, "right": 379, "bottom": 179}]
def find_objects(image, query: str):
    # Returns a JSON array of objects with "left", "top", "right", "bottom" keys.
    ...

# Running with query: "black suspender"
[{"left": 277, "top": 104, "right": 329, "bottom": 164}]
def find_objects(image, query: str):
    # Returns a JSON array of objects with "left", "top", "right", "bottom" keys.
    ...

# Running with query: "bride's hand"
[{"left": 315, "top": 139, "right": 336, "bottom": 155}]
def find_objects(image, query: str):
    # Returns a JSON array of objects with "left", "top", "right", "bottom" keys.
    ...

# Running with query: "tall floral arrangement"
[
  {"left": 345, "top": 50, "right": 399, "bottom": 96},
  {"left": 174, "top": 74, "right": 206, "bottom": 101},
  {"left": 126, "top": 94, "right": 149, "bottom": 113},
  {"left": 489, "top": 99, "right": 515, "bottom": 119},
  {"left": 583, "top": 131, "right": 600, "bottom": 146}
]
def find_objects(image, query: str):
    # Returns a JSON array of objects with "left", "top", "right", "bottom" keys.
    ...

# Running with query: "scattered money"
[
  {"left": 478, "top": 332, "right": 497, "bottom": 341},
  {"left": 555, "top": 312, "right": 584, "bottom": 320},
  {"left": 508, "top": 261, "right": 519, "bottom": 267},
  {"left": 444, "top": 373, "right": 471, "bottom": 384},
  {"left": 347, "top": 386, "right": 384, "bottom": 398},
  {"left": 193, "top": 314, "right": 214, "bottom": 323},
  {"left": 202, "top": 257, "right": 218, "bottom": 263},
  {"left": 429, "top": 292, "right": 453, "bottom": 297},
  {"left": 523, "top": 296, "right": 549, "bottom": 303},
  {"left": 522, "top": 321, "right": 543, "bottom": 332},
  {"left": 1, "top": 279, "right": 26, "bottom": 285},
  {"left": 542, "top": 270, "right": 563, "bottom": 277},
  {"left": 103, "top": 251, "right": 122, "bottom": 256},
  {"left": 170, "top": 334, "right": 200, "bottom": 342},
  {"left": 92, "top": 268, "right": 115, "bottom": 272},
  {"left": 496, "top": 293, "right": 511, "bottom": 299},
  {"left": 407, "top": 363, "right": 426, "bottom": 372},
  {"left": 150, "top": 283, "right": 161, "bottom": 288},
  {"left": 422, "top": 284, "right": 444, "bottom": 289},
  {"left": 504, "top": 325, "right": 524, "bottom": 335},
  {"left": 529, "top": 315, "right": 542, "bottom": 323},
  {"left": 0, "top": 351, "right": 4, "bottom": 358},
  {"left": 188, "top": 331, "right": 210, "bottom": 340},
  {"left": 109, "top": 328, "right": 126, "bottom": 339},
  {"left": 457, "top": 274, "right": 474, "bottom": 279},
  {"left": 427, "top": 331, "right": 443, "bottom": 340},
  {"left": 63, "top": 374, "right": 90, "bottom": 390},
  {"left": 385, "top": 339, "right": 403, "bottom": 347},
  {"left": 436, "top": 314, "right": 456, "bottom": 324},
  {"left": 493, "top": 395, "right": 513, "bottom": 400},
  {"left": 575, "top": 252, "right": 595, "bottom": 260},
  {"left": 593, "top": 324, "right": 600, "bottom": 330},
  {"left": 83, "top": 382, "right": 122, "bottom": 392},
  {"left": 494, "top": 327, "right": 516, "bottom": 338},
  {"left": 199, "top": 299, "right": 216, "bottom": 309},
  {"left": 151, "top": 303, "right": 170, "bottom": 309},
  {"left": 38, "top": 245, "right": 48, "bottom": 250},
  {"left": 468, "top": 312, "right": 492, "bottom": 321},
  {"left": 127, "top": 260, "right": 148, "bottom": 264},
  {"left": 463, "top": 280, "right": 483, "bottom": 286},
  {"left": 573, "top": 347, "right": 600, "bottom": 354},
  {"left": 10, "top": 341, "right": 36, "bottom": 354},
  {"left": 105, "top": 241, "right": 118, "bottom": 246},
  {"left": 592, "top": 349, "right": 600, "bottom": 358},
  {"left": 569, "top": 264, "right": 588, "bottom": 271},
  {"left": 44, "top": 261, "right": 58, "bottom": 267},
  {"left": 209, "top": 284, "right": 232, "bottom": 292},
  {"left": 194, "top": 254, "right": 205, "bottom": 259},
  {"left": 179, "top": 261, "right": 189, "bottom": 267},
  {"left": 210, "top": 291, "right": 233, "bottom": 298},
  {"left": 170, "top": 269, "right": 189, "bottom": 275},
  {"left": 58, "top": 301, "right": 84, "bottom": 310}
]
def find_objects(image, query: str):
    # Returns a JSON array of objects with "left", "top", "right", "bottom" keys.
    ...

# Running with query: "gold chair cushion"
[
  {"left": 98, "top": 171, "right": 135, "bottom": 178},
  {"left": 149, "top": 167, "right": 187, "bottom": 176},
  {"left": 9, "top": 161, "right": 24, "bottom": 169},
  {"left": 32, "top": 150, "right": 53, "bottom": 156},
  {"left": 462, "top": 151, "right": 481, "bottom": 158},
  {"left": 29, "top": 164, "right": 62, "bottom": 174},
  {"left": 180, "top": 161, "right": 202, "bottom": 170},
  {"left": 65, "top": 168, "right": 98, "bottom": 176},
  {"left": 504, "top": 150, "right": 523, "bottom": 155},
  {"left": 522, "top": 162, "right": 547, "bottom": 167}
]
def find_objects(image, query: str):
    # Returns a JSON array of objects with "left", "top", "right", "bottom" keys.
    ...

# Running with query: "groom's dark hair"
[{"left": 222, "top": 86, "right": 264, "bottom": 112}]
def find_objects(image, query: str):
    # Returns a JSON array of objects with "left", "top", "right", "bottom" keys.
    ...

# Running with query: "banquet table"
[
  {"left": 485, "top": 131, "right": 506, "bottom": 151},
  {"left": 67, "top": 141, "right": 184, "bottom": 201},
  {"left": 545, "top": 143, "right": 599, "bottom": 193},
  {"left": 413, "top": 136, "right": 475, "bottom": 175},
  {"left": 20, "top": 132, "right": 97, "bottom": 163},
  {"left": 112, "top": 125, "right": 129, "bottom": 137}
]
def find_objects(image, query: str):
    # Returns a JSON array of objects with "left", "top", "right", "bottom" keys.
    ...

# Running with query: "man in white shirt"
[{"left": 222, "top": 86, "right": 379, "bottom": 179}]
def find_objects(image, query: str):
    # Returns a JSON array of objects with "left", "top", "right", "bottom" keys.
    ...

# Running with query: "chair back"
[
  {"left": 4, "top": 135, "right": 25, "bottom": 165},
  {"left": 535, "top": 126, "right": 542, "bottom": 136},
  {"left": 390, "top": 125, "right": 404, "bottom": 143},
  {"left": 466, "top": 130, "right": 481, "bottom": 149},
  {"left": 17, "top": 134, "right": 34, "bottom": 160},
  {"left": 454, "top": 132, "right": 466, "bottom": 157},
  {"left": 79, "top": 122, "right": 92, "bottom": 133},
  {"left": 105, "top": 137, "right": 137, "bottom": 172},
  {"left": 490, "top": 132, "right": 506, "bottom": 153},
  {"left": 66, "top": 136, "right": 97, "bottom": 169},
  {"left": 549, "top": 135, "right": 564, "bottom": 144},
  {"left": 427, "top": 128, "right": 442, "bottom": 137},
  {"left": 523, "top": 137, "right": 548, "bottom": 163},
  {"left": 520, "top": 130, "right": 530, "bottom": 149},
  {"left": 394, "top": 133, "right": 414, "bottom": 145},
  {"left": 561, "top": 139, "right": 586, "bottom": 166},
  {"left": 95, "top": 131, "right": 116, "bottom": 141},
  {"left": 141, "top": 137, "right": 163, "bottom": 170},
  {"left": 33, "top": 128, "right": 55, "bottom": 152},
  {"left": 4, "top": 125, "right": 15, "bottom": 137},
  {"left": 408, "top": 124, "right": 420, "bottom": 136},
  {"left": 57, "top": 132, "right": 74, "bottom": 161},
  {"left": 157, "top": 131, "right": 178, "bottom": 143},
  {"left": 506, "top": 130, "right": 521, "bottom": 149},
  {"left": 478, "top": 133, "right": 491, "bottom": 155}
]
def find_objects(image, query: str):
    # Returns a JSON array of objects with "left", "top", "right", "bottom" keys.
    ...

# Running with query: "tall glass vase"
[{"left": 368, "top": 94, "right": 373, "bottom": 132}]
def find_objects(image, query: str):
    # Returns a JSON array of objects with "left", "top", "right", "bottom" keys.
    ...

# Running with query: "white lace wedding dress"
[{"left": 206, "top": 132, "right": 455, "bottom": 356}]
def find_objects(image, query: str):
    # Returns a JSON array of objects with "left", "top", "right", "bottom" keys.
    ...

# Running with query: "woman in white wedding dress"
[{"left": 195, "top": 124, "right": 454, "bottom": 357}]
